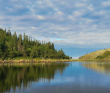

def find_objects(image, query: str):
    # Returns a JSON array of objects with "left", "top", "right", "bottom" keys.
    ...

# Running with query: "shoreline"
[
  {"left": 78, "top": 59, "right": 110, "bottom": 62},
  {"left": 1, "top": 59, "right": 110, "bottom": 63},
  {"left": 0, "top": 59, "right": 77, "bottom": 63}
]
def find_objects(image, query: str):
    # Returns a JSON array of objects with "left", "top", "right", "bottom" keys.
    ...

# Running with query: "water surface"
[{"left": 1, "top": 62, "right": 110, "bottom": 93}]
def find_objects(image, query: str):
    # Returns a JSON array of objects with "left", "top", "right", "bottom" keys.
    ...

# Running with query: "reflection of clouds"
[
  {"left": 71, "top": 62, "right": 81, "bottom": 66},
  {"left": 37, "top": 73, "right": 110, "bottom": 88},
  {"left": 21, "top": 62, "right": 110, "bottom": 89},
  {"left": 50, "top": 77, "right": 75, "bottom": 84},
  {"left": 36, "top": 62, "right": 110, "bottom": 88}
]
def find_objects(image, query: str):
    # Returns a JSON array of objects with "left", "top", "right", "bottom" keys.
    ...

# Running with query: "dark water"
[{"left": 1, "top": 62, "right": 110, "bottom": 93}]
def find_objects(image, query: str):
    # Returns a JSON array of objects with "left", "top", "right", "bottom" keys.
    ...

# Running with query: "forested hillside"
[{"left": 0, "top": 28, "right": 70, "bottom": 60}]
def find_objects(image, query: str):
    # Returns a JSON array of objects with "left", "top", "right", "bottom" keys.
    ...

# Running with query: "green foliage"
[
  {"left": 96, "top": 51, "right": 110, "bottom": 59},
  {"left": 0, "top": 43, "right": 2, "bottom": 57},
  {"left": 0, "top": 28, "right": 70, "bottom": 60}
]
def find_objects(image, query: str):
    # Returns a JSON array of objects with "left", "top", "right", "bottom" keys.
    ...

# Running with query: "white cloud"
[
  {"left": 0, "top": 0, "right": 110, "bottom": 48},
  {"left": 88, "top": 4, "right": 94, "bottom": 11},
  {"left": 37, "top": 1, "right": 43, "bottom": 5},
  {"left": 36, "top": 15, "right": 45, "bottom": 20},
  {"left": 74, "top": 11, "right": 82, "bottom": 16},
  {"left": 102, "top": 1, "right": 110, "bottom": 7},
  {"left": 74, "top": 3, "right": 85, "bottom": 8}
]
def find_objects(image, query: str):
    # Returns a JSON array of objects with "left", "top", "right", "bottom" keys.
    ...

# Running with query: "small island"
[{"left": 0, "top": 28, "right": 72, "bottom": 63}]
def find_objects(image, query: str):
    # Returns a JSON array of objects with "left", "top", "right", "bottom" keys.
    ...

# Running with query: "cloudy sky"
[{"left": 0, "top": 0, "right": 110, "bottom": 58}]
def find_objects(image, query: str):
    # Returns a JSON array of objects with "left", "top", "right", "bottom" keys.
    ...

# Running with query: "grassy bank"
[
  {"left": 0, "top": 57, "right": 77, "bottom": 63},
  {"left": 78, "top": 58, "right": 110, "bottom": 62}
]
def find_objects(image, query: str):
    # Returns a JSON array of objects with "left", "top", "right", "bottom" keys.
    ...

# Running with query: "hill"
[{"left": 79, "top": 48, "right": 110, "bottom": 60}]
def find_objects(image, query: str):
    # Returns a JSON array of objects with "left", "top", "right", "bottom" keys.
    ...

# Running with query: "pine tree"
[
  {"left": 0, "top": 28, "right": 70, "bottom": 59},
  {"left": 12, "top": 32, "right": 18, "bottom": 56},
  {"left": 17, "top": 34, "right": 23, "bottom": 56},
  {"left": 0, "top": 42, "right": 2, "bottom": 57}
]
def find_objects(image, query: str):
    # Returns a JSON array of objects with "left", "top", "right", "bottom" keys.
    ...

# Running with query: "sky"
[{"left": 0, "top": 0, "right": 110, "bottom": 59}]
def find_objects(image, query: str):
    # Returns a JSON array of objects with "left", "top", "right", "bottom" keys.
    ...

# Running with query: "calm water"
[{"left": 1, "top": 62, "right": 110, "bottom": 93}]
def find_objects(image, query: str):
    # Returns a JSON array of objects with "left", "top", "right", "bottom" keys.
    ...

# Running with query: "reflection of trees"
[
  {"left": 82, "top": 62, "right": 110, "bottom": 74},
  {"left": 0, "top": 63, "right": 68, "bottom": 92}
]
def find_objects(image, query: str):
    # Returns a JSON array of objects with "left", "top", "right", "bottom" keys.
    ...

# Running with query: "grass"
[
  {"left": 79, "top": 48, "right": 110, "bottom": 61},
  {"left": 0, "top": 57, "right": 76, "bottom": 63},
  {"left": 96, "top": 51, "right": 110, "bottom": 59}
]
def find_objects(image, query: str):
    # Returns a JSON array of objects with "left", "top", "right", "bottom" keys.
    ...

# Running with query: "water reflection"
[
  {"left": 0, "top": 62, "right": 69, "bottom": 93},
  {"left": 82, "top": 62, "right": 110, "bottom": 74},
  {"left": 1, "top": 62, "right": 110, "bottom": 93}
]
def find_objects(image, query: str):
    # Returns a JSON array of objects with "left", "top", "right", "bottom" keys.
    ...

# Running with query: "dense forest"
[{"left": 0, "top": 28, "right": 70, "bottom": 60}]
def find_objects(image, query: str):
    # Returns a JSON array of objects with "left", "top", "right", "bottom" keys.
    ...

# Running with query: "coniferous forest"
[{"left": 0, "top": 28, "right": 70, "bottom": 60}]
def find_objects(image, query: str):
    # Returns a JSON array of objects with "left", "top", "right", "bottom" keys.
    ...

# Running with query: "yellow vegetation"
[{"left": 79, "top": 48, "right": 110, "bottom": 60}]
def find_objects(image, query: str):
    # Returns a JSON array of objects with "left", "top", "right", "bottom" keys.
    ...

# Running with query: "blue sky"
[{"left": 0, "top": 0, "right": 110, "bottom": 58}]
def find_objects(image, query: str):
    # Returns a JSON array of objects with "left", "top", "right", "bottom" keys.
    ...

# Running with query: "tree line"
[{"left": 0, "top": 28, "right": 70, "bottom": 60}]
